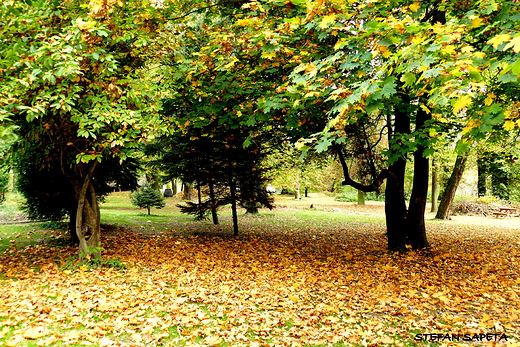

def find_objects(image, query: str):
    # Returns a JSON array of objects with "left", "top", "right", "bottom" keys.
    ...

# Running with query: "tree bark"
[
  {"left": 406, "top": 107, "right": 431, "bottom": 250},
  {"left": 73, "top": 162, "right": 101, "bottom": 260},
  {"left": 435, "top": 153, "right": 468, "bottom": 220},
  {"left": 357, "top": 190, "right": 365, "bottom": 205},
  {"left": 229, "top": 173, "right": 239, "bottom": 236},
  {"left": 182, "top": 183, "right": 194, "bottom": 200},
  {"left": 384, "top": 95, "right": 411, "bottom": 252},
  {"left": 431, "top": 159, "right": 439, "bottom": 213}
]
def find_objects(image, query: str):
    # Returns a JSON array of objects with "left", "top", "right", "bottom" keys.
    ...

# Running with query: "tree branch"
[{"left": 334, "top": 144, "right": 388, "bottom": 192}]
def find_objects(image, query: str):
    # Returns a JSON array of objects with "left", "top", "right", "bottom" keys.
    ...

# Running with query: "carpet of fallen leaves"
[{"left": 1, "top": 209, "right": 520, "bottom": 346}]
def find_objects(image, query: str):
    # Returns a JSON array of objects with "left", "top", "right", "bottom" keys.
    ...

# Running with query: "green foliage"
[
  {"left": 60, "top": 249, "right": 128, "bottom": 272},
  {"left": 130, "top": 185, "right": 166, "bottom": 215}
]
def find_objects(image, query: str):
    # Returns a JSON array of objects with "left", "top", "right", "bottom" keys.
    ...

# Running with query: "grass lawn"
[{"left": 0, "top": 191, "right": 519, "bottom": 346}]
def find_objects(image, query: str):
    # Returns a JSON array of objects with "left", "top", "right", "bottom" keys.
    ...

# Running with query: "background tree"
[{"left": 131, "top": 184, "right": 166, "bottom": 215}]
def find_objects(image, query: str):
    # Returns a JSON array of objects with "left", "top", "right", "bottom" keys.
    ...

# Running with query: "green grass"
[{"left": 1, "top": 191, "right": 385, "bottom": 255}]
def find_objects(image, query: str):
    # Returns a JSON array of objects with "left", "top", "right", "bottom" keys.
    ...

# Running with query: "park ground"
[{"left": 0, "top": 192, "right": 519, "bottom": 346}]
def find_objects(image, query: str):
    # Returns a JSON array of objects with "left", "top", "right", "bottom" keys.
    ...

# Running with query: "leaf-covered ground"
[{"left": 1, "top": 200, "right": 519, "bottom": 346}]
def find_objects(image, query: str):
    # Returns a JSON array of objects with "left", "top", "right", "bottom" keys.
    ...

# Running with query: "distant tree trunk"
[
  {"left": 228, "top": 174, "right": 239, "bottom": 236},
  {"left": 171, "top": 179, "right": 178, "bottom": 195},
  {"left": 406, "top": 107, "right": 430, "bottom": 250},
  {"left": 182, "top": 183, "right": 194, "bottom": 200},
  {"left": 357, "top": 190, "right": 365, "bottom": 205},
  {"left": 477, "top": 159, "right": 487, "bottom": 197},
  {"left": 305, "top": 187, "right": 308, "bottom": 197},
  {"left": 431, "top": 160, "right": 439, "bottom": 213},
  {"left": 294, "top": 182, "right": 300, "bottom": 200},
  {"left": 209, "top": 180, "right": 219, "bottom": 225},
  {"left": 435, "top": 153, "right": 468, "bottom": 220}
]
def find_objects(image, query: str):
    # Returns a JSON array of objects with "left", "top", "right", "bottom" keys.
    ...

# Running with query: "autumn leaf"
[
  {"left": 488, "top": 34, "right": 511, "bottom": 49},
  {"left": 504, "top": 34, "right": 520, "bottom": 53},
  {"left": 452, "top": 95, "right": 472, "bottom": 114}
]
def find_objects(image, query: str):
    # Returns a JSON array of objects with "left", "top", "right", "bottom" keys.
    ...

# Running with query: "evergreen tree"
[{"left": 131, "top": 185, "right": 166, "bottom": 215}]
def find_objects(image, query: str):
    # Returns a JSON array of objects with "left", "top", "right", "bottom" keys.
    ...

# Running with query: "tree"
[
  {"left": 250, "top": 0, "right": 520, "bottom": 252},
  {"left": 131, "top": 185, "right": 166, "bottom": 215},
  {"left": 0, "top": 0, "right": 166, "bottom": 258}
]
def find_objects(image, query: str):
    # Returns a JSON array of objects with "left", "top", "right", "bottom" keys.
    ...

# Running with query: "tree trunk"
[
  {"left": 384, "top": 95, "right": 411, "bottom": 252},
  {"left": 431, "top": 159, "right": 439, "bottom": 213},
  {"left": 229, "top": 174, "right": 239, "bottom": 236},
  {"left": 294, "top": 182, "right": 300, "bottom": 200},
  {"left": 73, "top": 162, "right": 101, "bottom": 260},
  {"left": 385, "top": 170, "right": 408, "bottom": 252},
  {"left": 406, "top": 107, "right": 430, "bottom": 250},
  {"left": 477, "top": 158, "right": 487, "bottom": 197},
  {"left": 171, "top": 179, "right": 177, "bottom": 195},
  {"left": 435, "top": 153, "right": 468, "bottom": 220},
  {"left": 182, "top": 183, "right": 194, "bottom": 200},
  {"left": 209, "top": 180, "right": 219, "bottom": 225},
  {"left": 357, "top": 190, "right": 365, "bottom": 205}
]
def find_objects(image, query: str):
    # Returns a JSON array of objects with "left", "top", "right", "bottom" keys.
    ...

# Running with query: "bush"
[{"left": 130, "top": 185, "right": 166, "bottom": 215}]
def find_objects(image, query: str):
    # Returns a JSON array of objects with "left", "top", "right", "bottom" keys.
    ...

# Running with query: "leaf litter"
[{"left": 0, "top": 207, "right": 519, "bottom": 346}]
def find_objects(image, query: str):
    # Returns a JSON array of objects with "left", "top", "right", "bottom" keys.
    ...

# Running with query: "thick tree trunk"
[
  {"left": 435, "top": 154, "right": 468, "bottom": 220},
  {"left": 74, "top": 163, "right": 101, "bottom": 260},
  {"left": 406, "top": 107, "right": 430, "bottom": 250},
  {"left": 385, "top": 171, "right": 408, "bottom": 252},
  {"left": 384, "top": 95, "right": 411, "bottom": 252}
]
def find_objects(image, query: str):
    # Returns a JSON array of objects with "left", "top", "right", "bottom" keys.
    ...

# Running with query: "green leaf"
[
  {"left": 511, "top": 58, "right": 520, "bottom": 75},
  {"left": 380, "top": 77, "right": 397, "bottom": 98},
  {"left": 400, "top": 72, "right": 416, "bottom": 87},
  {"left": 498, "top": 73, "right": 517, "bottom": 83}
]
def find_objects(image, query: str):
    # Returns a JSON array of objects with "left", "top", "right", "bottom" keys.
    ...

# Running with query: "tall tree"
[{"left": 0, "top": 0, "right": 166, "bottom": 258}]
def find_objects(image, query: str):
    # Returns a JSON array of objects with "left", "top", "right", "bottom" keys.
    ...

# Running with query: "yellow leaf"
[
  {"left": 409, "top": 3, "right": 420, "bottom": 12},
  {"left": 504, "top": 35, "right": 520, "bottom": 53},
  {"left": 319, "top": 14, "right": 336, "bottom": 29},
  {"left": 453, "top": 95, "right": 472, "bottom": 114},
  {"left": 236, "top": 18, "right": 250, "bottom": 26},
  {"left": 442, "top": 45, "right": 457, "bottom": 55},
  {"left": 488, "top": 34, "right": 511, "bottom": 49},
  {"left": 288, "top": 294, "right": 299, "bottom": 303},
  {"left": 461, "top": 45, "right": 474, "bottom": 54},
  {"left": 503, "top": 120, "right": 516, "bottom": 131},
  {"left": 470, "top": 17, "right": 485, "bottom": 28},
  {"left": 23, "top": 328, "right": 44, "bottom": 339},
  {"left": 461, "top": 119, "right": 478, "bottom": 135},
  {"left": 261, "top": 51, "right": 276, "bottom": 60}
]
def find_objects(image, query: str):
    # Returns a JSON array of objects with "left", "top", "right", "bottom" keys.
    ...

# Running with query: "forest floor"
[{"left": 0, "top": 193, "right": 519, "bottom": 346}]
